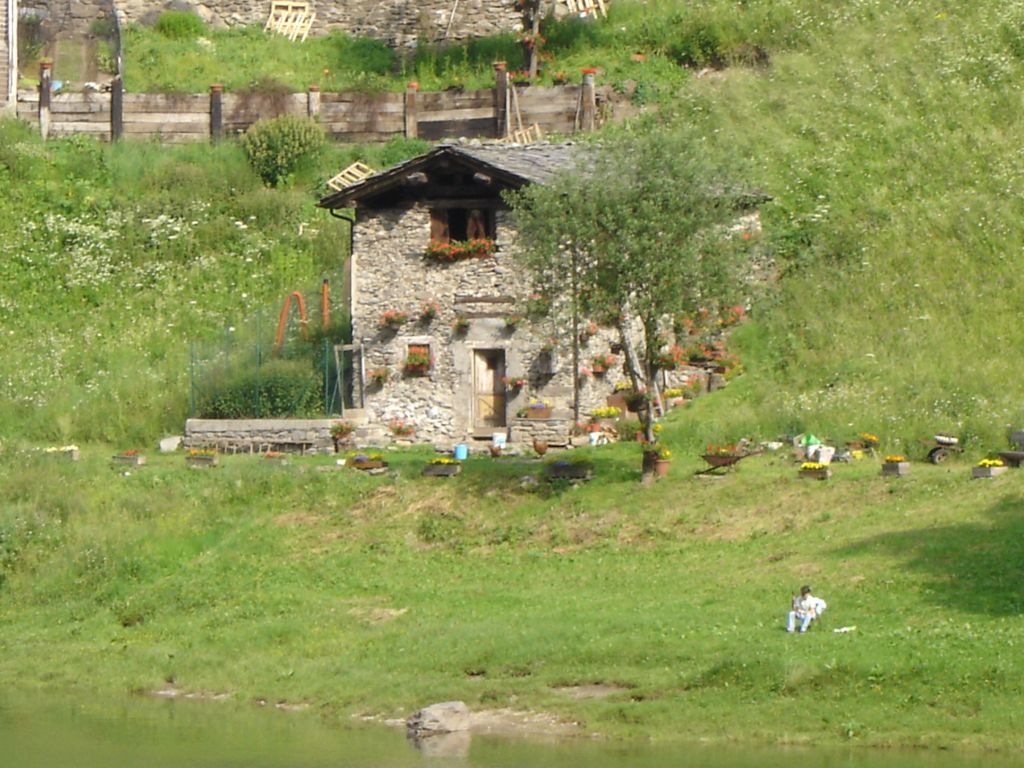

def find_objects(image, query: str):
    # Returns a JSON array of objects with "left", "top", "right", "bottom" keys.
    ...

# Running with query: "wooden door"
[{"left": 473, "top": 350, "right": 507, "bottom": 428}]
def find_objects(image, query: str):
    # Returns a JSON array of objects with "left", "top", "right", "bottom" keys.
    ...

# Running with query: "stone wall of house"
[
  {"left": 351, "top": 205, "right": 719, "bottom": 445},
  {"left": 23, "top": 0, "right": 526, "bottom": 46},
  {"left": 352, "top": 206, "right": 582, "bottom": 445}
]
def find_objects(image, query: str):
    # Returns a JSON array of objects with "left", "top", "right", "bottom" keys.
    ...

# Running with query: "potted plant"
[
  {"left": 452, "top": 316, "right": 470, "bottom": 335},
  {"left": 504, "top": 314, "right": 524, "bottom": 330},
  {"left": 330, "top": 420, "right": 355, "bottom": 452},
  {"left": 347, "top": 451, "right": 387, "bottom": 471},
  {"left": 186, "top": 448, "right": 219, "bottom": 468},
  {"left": 881, "top": 454, "right": 910, "bottom": 477},
  {"left": 45, "top": 444, "right": 80, "bottom": 461},
  {"left": 972, "top": 458, "right": 1008, "bottom": 479},
  {"left": 426, "top": 238, "right": 496, "bottom": 262},
  {"left": 545, "top": 455, "right": 594, "bottom": 481},
  {"left": 403, "top": 348, "right": 433, "bottom": 376},
  {"left": 589, "top": 352, "right": 617, "bottom": 376},
  {"left": 388, "top": 419, "right": 416, "bottom": 438},
  {"left": 641, "top": 444, "right": 671, "bottom": 477},
  {"left": 423, "top": 457, "right": 462, "bottom": 477},
  {"left": 799, "top": 461, "right": 831, "bottom": 480},
  {"left": 520, "top": 398, "right": 552, "bottom": 419},
  {"left": 418, "top": 300, "right": 439, "bottom": 323},
  {"left": 368, "top": 367, "right": 389, "bottom": 387},
  {"left": 625, "top": 389, "right": 649, "bottom": 414},
  {"left": 378, "top": 309, "right": 409, "bottom": 330},
  {"left": 590, "top": 405, "right": 621, "bottom": 426},
  {"left": 858, "top": 432, "right": 880, "bottom": 452},
  {"left": 111, "top": 449, "right": 146, "bottom": 467},
  {"left": 653, "top": 445, "right": 672, "bottom": 477},
  {"left": 263, "top": 450, "right": 289, "bottom": 466},
  {"left": 501, "top": 375, "right": 528, "bottom": 390}
]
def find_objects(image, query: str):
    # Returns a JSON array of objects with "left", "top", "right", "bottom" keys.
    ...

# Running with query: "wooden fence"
[{"left": 15, "top": 64, "right": 606, "bottom": 143}]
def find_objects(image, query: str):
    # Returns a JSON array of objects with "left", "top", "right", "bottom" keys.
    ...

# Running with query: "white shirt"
[{"left": 793, "top": 595, "right": 827, "bottom": 617}]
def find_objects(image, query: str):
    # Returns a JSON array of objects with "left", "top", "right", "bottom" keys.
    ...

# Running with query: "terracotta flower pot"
[{"left": 533, "top": 439, "right": 549, "bottom": 456}]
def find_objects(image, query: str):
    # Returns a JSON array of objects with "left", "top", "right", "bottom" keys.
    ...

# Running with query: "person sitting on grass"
[{"left": 787, "top": 585, "right": 827, "bottom": 633}]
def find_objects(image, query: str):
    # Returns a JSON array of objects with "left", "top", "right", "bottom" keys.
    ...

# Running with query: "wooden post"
[
  {"left": 307, "top": 84, "right": 320, "bottom": 119},
  {"left": 38, "top": 61, "right": 52, "bottom": 139},
  {"left": 403, "top": 81, "right": 418, "bottom": 139},
  {"left": 494, "top": 61, "right": 508, "bottom": 139},
  {"left": 210, "top": 83, "right": 223, "bottom": 141},
  {"left": 110, "top": 75, "right": 123, "bottom": 141},
  {"left": 579, "top": 71, "right": 596, "bottom": 133}
]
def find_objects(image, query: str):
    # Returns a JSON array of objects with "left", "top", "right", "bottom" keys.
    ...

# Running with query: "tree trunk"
[
  {"left": 618, "top": 312, "right": 656, "bottom": 482},
  {"left": 526, "top": 2, "right": 542, "bottom": 79}
]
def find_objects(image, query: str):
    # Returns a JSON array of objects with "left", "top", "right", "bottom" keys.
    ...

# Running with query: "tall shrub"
[
  {"left": 197, "top": 359, "right": 322, "bottom": 418},
  {"left": 154, "top": 11, "right": 206, "bottom": 40},
  {"left": 240, "top": 116, "right": 325, "bottom": 187}
]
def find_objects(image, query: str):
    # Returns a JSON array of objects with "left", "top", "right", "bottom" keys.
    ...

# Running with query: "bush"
[
  {"left": 197, "top": 359, "right": 322, "bottom": 418},
  {"left": 154, "top": 11, "right": 206, "bottom": 41},
  {"left": 240, "top": 116, "right": 325, "bottom": 187}
]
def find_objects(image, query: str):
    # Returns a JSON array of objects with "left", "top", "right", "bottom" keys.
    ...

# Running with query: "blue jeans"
[{"left": 787, "top": 611, "right": 814, "bottom": 632}]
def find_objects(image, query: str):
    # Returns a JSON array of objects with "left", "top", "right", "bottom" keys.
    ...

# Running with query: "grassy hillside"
[
  {"left": 4, "top": 0, "right": 1024, "bottom": 752},
  {"left": 0, "top": 120, "right": 427, "bottom": 443},
  {"left": 1, "top": 438, "right": 1023, "bottom": 750}
]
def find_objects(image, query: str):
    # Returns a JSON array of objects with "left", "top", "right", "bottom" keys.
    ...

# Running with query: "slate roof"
[{"left": 316, "top": 141, "right": 585, "bottom": 210}]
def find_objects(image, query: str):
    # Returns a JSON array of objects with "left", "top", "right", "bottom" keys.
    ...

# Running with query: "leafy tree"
[{"left": 508, "top": 128, "right": 759, "bottom": 479}]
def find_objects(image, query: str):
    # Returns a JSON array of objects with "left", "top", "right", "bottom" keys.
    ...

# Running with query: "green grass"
[
  {"left": 6, "top": 0, "right": 1024, "bottom": 752},
  {"left": 1, "top": 434, "right": 1023, "bottom": 750},
  {"left": 0, "top": 120, "right": 427, "bottom": 442}
]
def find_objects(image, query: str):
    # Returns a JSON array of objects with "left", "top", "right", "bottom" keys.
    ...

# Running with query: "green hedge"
[{"left": 197, "top": 359, "right": 322, "bottom": 418}]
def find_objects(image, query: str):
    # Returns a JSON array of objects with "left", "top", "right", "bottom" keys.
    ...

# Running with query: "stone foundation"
[
  {"left": 184, "top": 418, "right": 335, "bottom": 452},
  {"left": 509, "top": 417, "right": 572, "bottom": 447}
]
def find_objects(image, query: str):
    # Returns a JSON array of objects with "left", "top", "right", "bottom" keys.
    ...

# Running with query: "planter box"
[
  {"left": 423, "top": 463, "right": 462, "bottom": 477},
  {"left": 525, "top": 407, "right": 552, "bottom": 419},
  {"left": 111, "top": 454, "right": 146, "bottom": 466},
  {"left": 350, "top": 460, "right": 387, "bottom": 471},
  {"left": 545, "top": 461, "right": 594, "bottom": 481},
  {"left": 881, "top": 461, "right": 910, "bottom": 477},
  {"left": 972, "top": 465, "right": 1008, "bottom": 479},
  {"left": 605, "top": 393, "right": 628, "bottom": 412},
  {"left": 997, "top": 451, "right": 1024, "bottom": 468},
  {"left": 186, "top": 454, "right": 219, "bottom": 468},
  {"left": 799, "top": 468, "right": 832, "bottom": 480}
]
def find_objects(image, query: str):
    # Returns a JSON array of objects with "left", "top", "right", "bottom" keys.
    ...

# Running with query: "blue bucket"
[{"left": 453, "top": 444, "right": 469, "bottom": 461}]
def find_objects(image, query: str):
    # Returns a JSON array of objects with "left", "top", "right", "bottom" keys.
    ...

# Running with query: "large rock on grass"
[{"left": 406, "top": 701, "right": 470, "bottom": 736}]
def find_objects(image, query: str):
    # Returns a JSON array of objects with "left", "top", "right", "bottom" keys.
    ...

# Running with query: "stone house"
[{"left": 318, "top": 141, "right": 635, "bottom": 447}]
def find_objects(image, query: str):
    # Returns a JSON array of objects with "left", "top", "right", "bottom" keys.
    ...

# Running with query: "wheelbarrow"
[
  {"left": 696, "top": 450, "right": 761, "bottom": 475},
  {"left": 920, "top": 433, "right": 963, "bottom": 464}
]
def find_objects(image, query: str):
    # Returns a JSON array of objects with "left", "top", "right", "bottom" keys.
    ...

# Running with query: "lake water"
[{"left": 0, "top": 691, "right": 1016, "bottom": 768}]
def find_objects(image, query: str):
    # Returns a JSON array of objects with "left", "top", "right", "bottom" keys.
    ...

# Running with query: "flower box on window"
[
  {"left": 404, "top": 345, "right": 433, "bottom": 376},
  {"left": 426, "top": 238, "right": 496, "bottom": 262}
]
